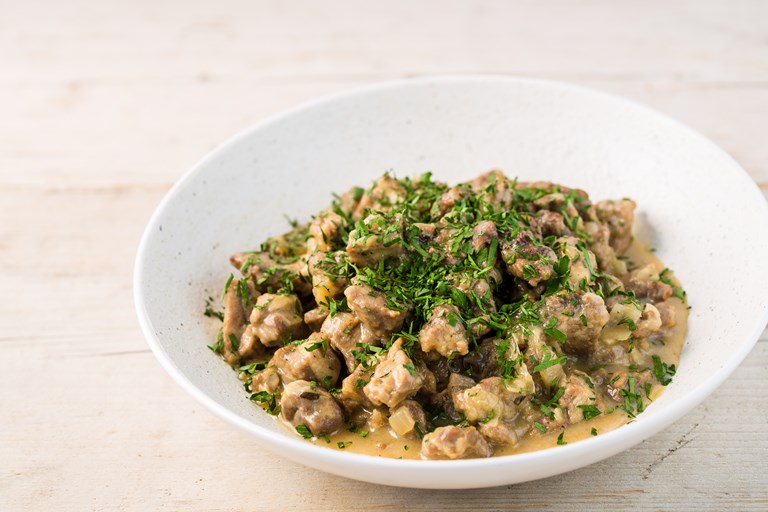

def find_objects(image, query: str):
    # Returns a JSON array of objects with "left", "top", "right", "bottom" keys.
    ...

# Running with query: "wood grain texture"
[{"left": 1, "top": 1, "right": 766, "bottom": 510}]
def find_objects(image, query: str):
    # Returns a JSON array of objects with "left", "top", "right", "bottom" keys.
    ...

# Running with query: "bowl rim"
[{"left": 133, "top": 74, "right": 768, "bottom": 476}]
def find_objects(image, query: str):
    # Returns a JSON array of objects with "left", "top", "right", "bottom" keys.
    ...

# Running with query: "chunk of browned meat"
[
  {"left": 280, "top": 380, "right": 344, "bottom": 436},
  {"left": 555, "top": 236, "right": 598, "bottom": 289},
  {"left": 418, "top": 304, "right": 469, "bottom": 358},
  {"left": 430, "top": 372, "right": 476, "bottom": 424},
  {"left": 352, "top": 174, "right": 407, "bottom": 220},
  {"left": 655, "top": 300, "right": 677, "bottom": 329},
  {"left": 501, "top": 231, "right": 556, "bottom": 286},
  {"left": 339, "top": 364, "right": 375, "bottom": 413},
  {"left": 471, "top": 220, "right": 498, "bottom": 253},
  {"left": 459, "top": 339, "right": 499, "bottom": 381},
  {"left": 634, "top": 303, "right": 662, "bottom": 338},
  {"left": 363, "top": 339, "right": 424, "bottom": 408},
  {"left": 346, "top": 212, "right": 405, "bottom": 267},
  {"left": 308, "top": 251, "right": 349, "bottom": 309},
  {"left": 421, "top": 426, "right": 492, "bottom": 460},
  {"left": 558, "top": 372, "right": 596, "bottom": 423},
  {"left": 251, "top": 366, "right": 281, "bottom": 394},
  {"left": 452, "top": 377, "right": 524, "bottom": 423},
  {"left": 344, "top": 284, "right": 408, "bottom": 337},
  {"left": 623, "top": 264, "right": 674, "bottom": 302},
  {"left": 435, "top": 185, "right": 470, "bottom": 217},
  {"left": 320, "top": 311, "right": 381, "bottom": 372},
  {"left": 594, "top": 199, "right": 636, "bottom": 254},
  {"left": 468, "top": 170, "right": 514, "bottom": 209},
  {"left": 303, "top": 307, "right": 328, "bottom": 332},
  {"left": 238, "top": 324, "right": 266, "bottom": 360},
  {"left": 221, "top": 279, "right": 247, "bottom": 366},
  {"left": 308, "top": 210, "right": 345, "bottom": 252},
  {"left": 230, "top": 252, "right": 311, "bottom": 296},
  {"left": 541, "top": 292, "right": 610, "bottom": 354},
  {"left": 271, "top": 336, "right": 341, "bottom": 387},
  {"left": 531, "top": 210, "right": 571, "bottom": 237},
  {"left": 249, "top": 294, "right": 308, "bottom": 347}
]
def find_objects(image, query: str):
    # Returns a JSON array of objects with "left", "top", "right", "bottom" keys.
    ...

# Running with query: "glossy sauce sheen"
[{"left": 290, "top": 240, "right": 689, "bottom": 459}]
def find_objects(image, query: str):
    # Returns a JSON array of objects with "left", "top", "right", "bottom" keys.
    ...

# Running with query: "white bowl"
[{"left": 134, "top": 76, "right": 768, "bottom": 489}]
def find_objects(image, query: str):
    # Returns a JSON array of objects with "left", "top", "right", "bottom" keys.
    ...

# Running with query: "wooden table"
[{"left": 2, "top": 1, "right": 766, "bottom": 510}]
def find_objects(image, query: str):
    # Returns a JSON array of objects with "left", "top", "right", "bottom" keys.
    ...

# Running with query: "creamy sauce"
[{"left": 276, "top": 239, "right": 689, "bottom": 459}]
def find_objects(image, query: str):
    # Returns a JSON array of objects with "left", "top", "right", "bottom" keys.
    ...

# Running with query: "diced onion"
[{"left": 388, "top": 406, "right": 415, "bottom": 436}]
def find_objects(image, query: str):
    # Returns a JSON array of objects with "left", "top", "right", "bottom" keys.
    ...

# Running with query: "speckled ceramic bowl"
[{"left": 134, "top": 76, "right": 768, "bottom": 489}]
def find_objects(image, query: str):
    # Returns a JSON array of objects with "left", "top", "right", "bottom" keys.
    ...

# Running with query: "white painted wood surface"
[{"left": 1, "top": 1, "right": 766, "bottom": 510}]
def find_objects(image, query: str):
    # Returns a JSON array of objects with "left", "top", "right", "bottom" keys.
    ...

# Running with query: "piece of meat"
[
  {"left": 530, "top": 210, "right": 571, "bottom": 238},
  {"left": 478, "top": 419, "right": 519, "bottom": 446},
  {"left": 303, "top": 307, "right": 329, "bottom": 332},
  {"left": 471, "top": 220, "right": 498, "bottom": 253},
  {"left": 541, "top": 292, "right": 610, "bottom": 354},
  {"left": 320, "top": 311, "right": 381, "bottom": 372},
  {"left": 558, "top": 372, "right": 596, "bottom": 423},
  {"left": 655, "top": 300, "right": 677, "bottom": 329},
  {"left": 421, "top": 426, "right": 492, "bottom": 460},
  {"left": 363, "top": 339, "right": 424, "bottom": 408},
  {"left": 271, "top": 336, "right": 342, "bottom": 387},
  {"left": 459, "top": 338, "right": 499, "bottom": 381},
  {"left": 634, "top": 303, "right": 662, "bottom": 338},
  {"left": 344, "top": 284, "right": 409, "bottom": 337},
  {"left": 594, "top": 199, "right": 636, "bottom": 254},
  {"left": 346, "top": 212, "right": 405, "bottom": 267},
  {"left": 251, "top": 365, "right": 281, "bottom": 394},
  {"left": 556, "top": 236, "right": 598, "bottom": 289},
  {"left": 623, "top": 264, "right": 674, "bottom": 302},
  {"left": 308, "top": 210, "right": 345, "bottom": 252},
  {"left": 352, "top": 174, "right": 407, "bottom": 220},
  {"left": 230, "top": 252, "right": 311, "bottom": 296},
  {"left": 430, "top": 372, "right": 476, "bottom": 424},
  {"left": 308, "top": 251, "right": 349, "bottom": 309},
  {"left": 339, "top": 364, "right": 375, "bottom": 413},
  {"left": 418, "top": 304, "right": 470, "bottom": 358},
  {"left": 249, "top": 293, "right": 308, "bottom": 347},
  {"left": 238, "top": 324, "right": 266, "bottom": 360},
  {"left": 501, "top": 231, "right": 557, "bottom": 286},
  {"left": 221, "top": 279, "right": 247, "bottom": 366},
  {"left": 280, "top": 380, "right": 344, "bottom": 436},
  {"left": 468, "top": 170, "right": 514, "bottom": 209},
  {"left": 435, "top": 185, "right": 470, "bottom": 217},
  {"left": 523, "top": 327, "right": 566, "bottom": 388},
  {"left": 452, "top": 377, "right": 523, "bottom": 423}
]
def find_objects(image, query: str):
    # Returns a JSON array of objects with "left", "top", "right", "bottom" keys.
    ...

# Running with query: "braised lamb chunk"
[
  {"left": 556, "top": 236, "right": 599, "bottom": 289},
  {"left": 421, "top": 426, "right": 492, "bottom": 460},
  {"left": 501, "top": 230, "right": 557, "bottom": 286},
  {"left": 352, "top": 174, "right": 408, "bottom": 220},
  {"left": 238, "top": 324, "right": 266, "bottom": 360},
  {"left": 270, "top": 336, "right": 341, "bottom": 386},
  {"left": 230, "top": 252, "right": 311, "bottom": 296},
  {"left": 249, "top": 293, "right": 308, "bottom": 347},
  {"left": 251, "top": 365, "right": 281, "bottom": 395},
  {"left": 363, "top": 339, "right": 424, "bottom": 408},
  {"left": 320, "top": 311, "right": 381, "bottom": 372},
  {"left": 307, "top": 250, "right": 349, "bottom": 310},
  {"left": 308, "top": 210, "right": 345, "bottom": 252},
  {"left": 221, "top": 279, "right": 248, "bottom": 366},
  {"left": 346, "top": 212, "right": 406, "bottom": 267},
  {"left": 460, "top": 338, "right": 500, "bottom": 381},
  {"left": 623, "top": 264, "right": 674, "bottom": 302},
  {"left": 541, "top": 292, "right": 610, "bottom": 354},
  {"left": 418, "top": 304, "right": 470, "bottom": 358},
  {"left": 468, "top": 170, "right": 514, "bottom": 209},
  {"left": 280, "top": 380, "right": 344, "bottom": 436},
  {"left": 339, "top": 364, "right": 375, "bottom": 413},
  {"left": 452, "top": 377, "right": 524, "bottom": 424},
  {"left": 558, "top": 372, "right": 596, "bottom": 423},
  {"left": 430, "top": 372, "right": 476, "bottom": 424},
  {"left": 530, "top": 210, "right": 571, "bottom": 238},
  {"left": 303, "top": 307, "right": 329, "bottom": 332},
  {"left": 594, "top": 199, "right": 636, "bottom": 254},
  {"left": 344, "top": 284, "right": 409, "bottom": 338}
]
